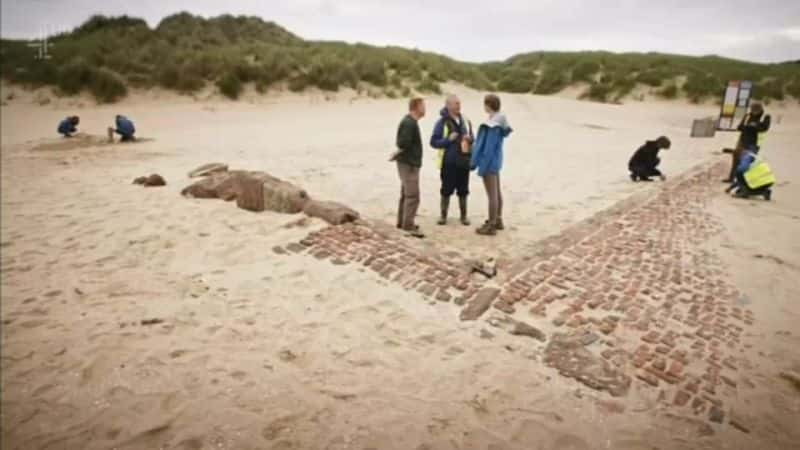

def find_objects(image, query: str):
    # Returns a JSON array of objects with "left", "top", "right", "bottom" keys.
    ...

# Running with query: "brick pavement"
[{"left": 273, "top": 160, "right": 753, "bottom": 425}]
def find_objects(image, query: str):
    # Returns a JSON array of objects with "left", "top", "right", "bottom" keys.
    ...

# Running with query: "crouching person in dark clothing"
[
  {"left": 629, "top": 136, "right": 671, "bottom": 182},
  {"left": 430, "top": 95, "right": 473, "bottom": 225},
  {"left": 108, "top": 115, "right": 136, "bottom": 142},
  {"left": 58, "top": 116, "right": 80, "bottom": 137}
]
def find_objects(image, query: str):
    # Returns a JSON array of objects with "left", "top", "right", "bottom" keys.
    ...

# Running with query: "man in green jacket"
[{"left": 390, "top": 97, "right": 426, "bottom": 238}]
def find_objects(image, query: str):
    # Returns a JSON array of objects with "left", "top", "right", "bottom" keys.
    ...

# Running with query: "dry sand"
[{"left": 1, "top": 84, "right": 799, "bottom": 450}]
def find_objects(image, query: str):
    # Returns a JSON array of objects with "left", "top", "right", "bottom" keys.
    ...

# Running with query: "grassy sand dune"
[{"left": 2, "top": 13, "right": 799, "bottom": 104}]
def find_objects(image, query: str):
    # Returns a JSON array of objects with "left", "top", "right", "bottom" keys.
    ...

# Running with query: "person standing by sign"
[{"left": 724, "top": 102, "right": 771, "bottom": 182}]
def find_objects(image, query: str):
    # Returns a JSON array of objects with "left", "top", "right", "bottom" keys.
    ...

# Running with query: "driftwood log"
[{"left": 181, "top": 164, "right": 359, "bottom": 225}]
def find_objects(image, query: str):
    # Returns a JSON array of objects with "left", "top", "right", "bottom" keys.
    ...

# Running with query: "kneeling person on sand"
[
  {"left": 724, "top": 147, "right": 775, "bottom": 201},
  {"left": 58, "top": 116, "right": 80, "bottom": 137},
  {"left": 471, "top": 94, "right": 512, "bottom": 236},
  {"left": 628, "top": 136, "right": 670, "bottom": 182},
  {"left": 108, "top": 115, "right": 136, "bottom": 142},
  {"left": 390, "top": 97, "right": 426, "bottom": 238}
]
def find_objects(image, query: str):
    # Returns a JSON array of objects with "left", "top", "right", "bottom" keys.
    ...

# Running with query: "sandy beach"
[{"left": 2, "top": 85, "right": 799, "bottom": 450}]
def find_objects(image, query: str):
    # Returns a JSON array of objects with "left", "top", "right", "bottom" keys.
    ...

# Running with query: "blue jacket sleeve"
[
  {"left": 470, "top": 128, "right": 486, "bottom": 170},
  {"left": 430, "top": 119, "right": 450, "bottom": 149}
]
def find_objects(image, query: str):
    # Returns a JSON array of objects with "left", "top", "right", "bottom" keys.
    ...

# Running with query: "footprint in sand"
[
  {"left": 18, "top": 319, "right": 48, "bottom": 329},
  {"left": 261, "top": 415, "right": 302, "bottom": 441},
  {"left": 176, "top": 437, "right": 205, "bottom": 450},
  {"left": 230, "top": 370, "right": 247, "bottom": 381}
]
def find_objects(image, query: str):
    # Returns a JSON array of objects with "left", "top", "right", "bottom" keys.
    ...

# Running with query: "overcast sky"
[{"left": 2, "top": 0, "right": 799, "bottom": 63}]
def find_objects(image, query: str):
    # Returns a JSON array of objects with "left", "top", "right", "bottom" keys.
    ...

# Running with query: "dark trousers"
[
  {"left": 440, "top": 164, "right": 469, "bottom": 197},
  {"left": 629, "top": 161, "right": 662, "bottom": 180},
  {"left": 728, "top": 144, "right": 759, "bottom": 180},
  {"left": 115, "top": 129, "right": 135, "bottom": 142}
]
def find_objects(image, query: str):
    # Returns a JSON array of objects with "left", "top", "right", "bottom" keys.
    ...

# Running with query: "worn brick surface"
[{"left": 276, "top": 161, "right": 752, "bottom": 424}]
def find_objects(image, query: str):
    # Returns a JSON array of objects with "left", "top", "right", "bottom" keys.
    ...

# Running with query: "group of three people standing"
[{"left": 392, "top": 94, "right": 512, "bottom": 238}]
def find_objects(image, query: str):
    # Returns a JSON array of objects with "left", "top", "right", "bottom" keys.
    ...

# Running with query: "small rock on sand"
[
  {"left": 141, "top": 318, "right": 164, "bottom": 326},
  {"left": 459, "top": 287, "right": 500, "bottom": 321},
  {"left": 510, "top": 321, "right": 546, "bottom": 342},
  {"left": 133, "top": 174, "right": 166, "bottom": 187},
  {"left": 729, "top": 410, "right": 751, "bottom": 434},
  {"left": 779, "top": 371, "right": 800, "bottom": 391},
  {"left": 188, "top": 163, "right": 228, "bottom": 178}
]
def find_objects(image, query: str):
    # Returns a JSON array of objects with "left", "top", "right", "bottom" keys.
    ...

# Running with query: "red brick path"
[{"left": 275, "top": 161, "right": 752, "bottom": 424}]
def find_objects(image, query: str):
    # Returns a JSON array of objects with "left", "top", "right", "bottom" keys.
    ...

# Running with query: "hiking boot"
[
  {"left": 476, "top": 222, "right": 496, "bottom": 236},
  {"left": 437, "top": 196, "right": 449, "bottom": 225},
  {"left": 484, "top": 219, "right": 504, "bottom": 231},
  {"left": 458, "top": 196, "right": 470, "bottom": 226},
  {"left": 404, "top": 227, "right": 425, "bottom": 238}
]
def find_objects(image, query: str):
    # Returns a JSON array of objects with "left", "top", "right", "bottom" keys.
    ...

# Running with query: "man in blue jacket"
[
  {"left": 108, "top": 115, "right": 136, "bottom": 142},
  {"left": 471, "top": 94, "right": 512, "bottom": 235},
  {"left": 57, "top": 116, "right": 80, "bottom": 137},
  {"left": 430, "top": 95, "right": 473, "bottom": 226}
]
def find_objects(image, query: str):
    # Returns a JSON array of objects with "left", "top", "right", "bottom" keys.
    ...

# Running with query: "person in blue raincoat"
[
  {"left": 108, "top": 115, "right": 136, "bottom": 142},
  {"left": 470, "top": 94, "right": 512, "bottom": 236},
  {"left": 57, "top": 116, "right": 80, "bottom": 137}
]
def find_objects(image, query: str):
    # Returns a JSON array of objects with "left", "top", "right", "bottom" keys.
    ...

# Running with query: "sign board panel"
[{"left": 718, "top": 80, "right": 753, "bottom": 130}]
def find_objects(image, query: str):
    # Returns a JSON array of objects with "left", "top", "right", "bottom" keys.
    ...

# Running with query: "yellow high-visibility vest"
[
  {"left": 744, "top": 159, "right": 776, "bottom": 189},
  {"left": 434, "top": 118, "right": 471, "bottom": 169}
]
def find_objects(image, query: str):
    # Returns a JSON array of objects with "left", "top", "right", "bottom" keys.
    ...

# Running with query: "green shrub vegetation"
[
  {"left": 88, "top": 67, "right": 127, "bottom": 102},
  {"left": 2, "top": 13, "right": 798, "bottom": 103},
  {"left": 216, "top": 71, "right": 243, "bottom": 99},
  {"left": 658, "top": 83, "right": 679, "bottom": 99},
  {"left": 581, "top": 82, "right": 612, "bottom": 102}
]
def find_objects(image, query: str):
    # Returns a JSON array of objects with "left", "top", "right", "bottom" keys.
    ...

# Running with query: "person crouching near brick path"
[
  {"left": 389, "top": 97, "right": 426, "bottom": 238},
  {"left": 628, "top": 136, "right": 671, "bottom": 182},
  {"left": 430, "top": 94, "right": 474, "bottom": 226},
  {"left": 471, "top": 94, "right": 513, "bottom": 236}
]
